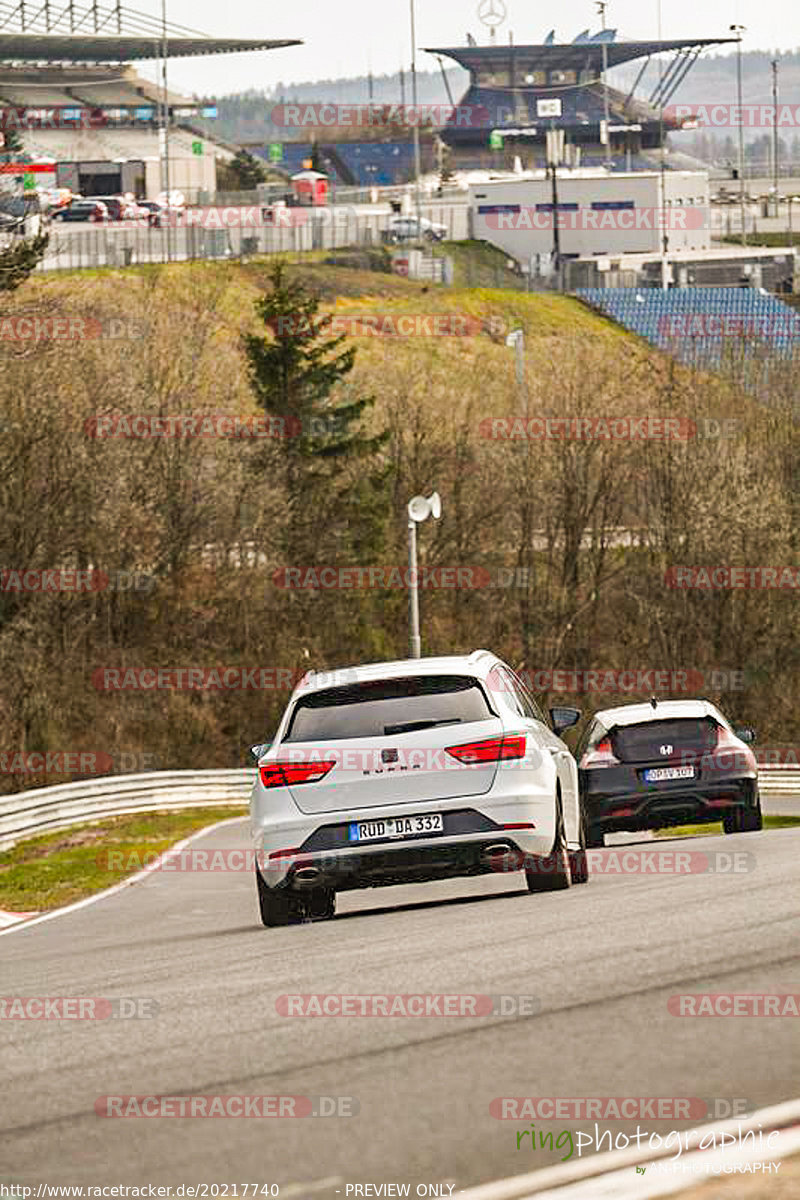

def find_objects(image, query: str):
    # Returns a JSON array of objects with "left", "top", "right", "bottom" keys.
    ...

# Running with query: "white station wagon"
[{"left": 249, "top": 650, "right": 587, "bottom": 925}]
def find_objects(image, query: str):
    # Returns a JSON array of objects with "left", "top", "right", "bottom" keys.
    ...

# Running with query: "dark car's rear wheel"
[
  {"left": 526, "top": 797, "right": 572, "bottom": 892},
  {"left": 256, "top": 868, "right": 306, "bottom": 927},
  {"left": 723, "top": 790, "right": 763, "bottom": 834},
  {"left": 568, "top": 806, "right": 590, "bottom": 885},
  {"left": 585, "top": 820, "right": 605, "bottom": 848}
]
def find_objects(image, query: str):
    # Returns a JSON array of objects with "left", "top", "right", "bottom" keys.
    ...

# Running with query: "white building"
[{"left": 468, "top": 170, "right": 711, "bottom": 268}]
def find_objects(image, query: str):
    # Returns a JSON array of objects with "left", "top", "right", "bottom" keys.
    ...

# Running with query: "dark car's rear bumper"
[{"left": 580, "top": 766, "right": 759, "bottom": 833}]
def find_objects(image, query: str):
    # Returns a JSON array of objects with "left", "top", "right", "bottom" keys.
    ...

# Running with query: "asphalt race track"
[{"left": 3, "top": 821, "right": 799, "bottom": 1193}]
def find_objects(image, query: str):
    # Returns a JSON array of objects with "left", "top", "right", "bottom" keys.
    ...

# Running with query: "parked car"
[
  {"left": 52, "top": 199, "right": 108, "bottom": 223},
  {"left": 382, "top": 215, "right": 447, "bottom": 243},
  {"left": 577, "top": 698, "right": 761, "bottom": 845},
  {"left": 136, "top": 200, "right": 183, "bottom": 228},
  {"left": 249, "top": 650, "right": 586, "bottom": 926},
  {"left": 91, "top": 195, "right": 141, "bottom": 221}
]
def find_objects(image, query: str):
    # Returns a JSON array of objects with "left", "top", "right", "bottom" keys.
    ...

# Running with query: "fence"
[
  {"left": 0, "top": 769, "right": 254, "bottom": 851},
  {"left": 0, "top": 764, "right": 796, "bottom": 851},
  {"left": 38, "top": 203, "right": 470, "bottom": 274}
]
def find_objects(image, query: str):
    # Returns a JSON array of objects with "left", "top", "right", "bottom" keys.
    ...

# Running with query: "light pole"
[
  {"left": 730, "top": 24, "right": 746, "bottom": 247},
  {"left": 407, "top": 491, "right": 441, "bottom": 658},
  {"left": 657, "top": 0, "right": 669, "bottom": 289},
  {"left": 771, "top": 57, "right": 779, "bottom": 217},
  {"left": 409, "top": 0, "right": 423, "bottom": 236},
  {"left": 160, "top": 0, "right": 172, "bottom": 262},
  {"left": 596, "top": 0, "right": 612, "bottom": 171}
]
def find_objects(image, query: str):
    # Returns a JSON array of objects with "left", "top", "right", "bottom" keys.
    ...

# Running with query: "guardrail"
[
  {"left": 0, "top": 769, "right": 255, "bottom": 851},
  {"left": 0, "top": 763, "right": 796, "bottom": 851},
  {"left": 755, "top": 765, "right": 800, "bottom": 797}
]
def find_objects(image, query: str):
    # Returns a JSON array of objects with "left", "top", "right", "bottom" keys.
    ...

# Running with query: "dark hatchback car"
[
  {"left": 577, "top": 699, "right": 761, "bottom": 845},
  {"left": 52, "top": 199, "right": 108, "bottom": 223}
]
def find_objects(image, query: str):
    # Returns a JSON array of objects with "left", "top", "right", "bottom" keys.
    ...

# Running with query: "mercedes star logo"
[{"left": 477, "top": 0, "right": 507, "bottom": 28}]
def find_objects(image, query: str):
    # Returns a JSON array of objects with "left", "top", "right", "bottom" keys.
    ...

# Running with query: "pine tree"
[
  {"left": 1, "top": 127, "right": 24, "bottom": 157},
  {"left": 243, "top": 260, "right": 390, "bottom": 566},
  {"left": 0, "top": 232, "right": 48, "bottom": 292},
  {"left": 227, "top": 149, "right": 268, "bottom": 190}
]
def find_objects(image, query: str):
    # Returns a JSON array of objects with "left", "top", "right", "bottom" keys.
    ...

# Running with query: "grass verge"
[
  {"left": 654, "top": 813, "right": 800, "bottom": 839},
  {"left": 0, "top": 806, "right": 247, "bottom": 913}
]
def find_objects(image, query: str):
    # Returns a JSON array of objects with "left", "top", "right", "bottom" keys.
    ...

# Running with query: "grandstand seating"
[
  {"left": 576, "top": 287, "right": 800, "bottom": 378},
  {"left": 446, "top": 83, "right": 643, "bottom": 133},
  {"left": 256, "top": 141, "right": 417, "bottom": 186},
  {"left": 0, "top": 86, "right": 76, "bottom": 105}
]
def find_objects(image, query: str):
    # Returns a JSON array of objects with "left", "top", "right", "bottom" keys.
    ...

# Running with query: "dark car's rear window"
[
  {"left": 611, "top": 717, "right": 717, "bottom": 762},
  {"left": 283, "top": 674, "right": 493, "bottom": 742}
]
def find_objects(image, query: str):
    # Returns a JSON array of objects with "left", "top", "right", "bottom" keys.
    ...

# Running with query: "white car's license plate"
[
  {"left": 643, "top": 766, "right": 695, "bottom": 782},
  {"left": 348, "top": 813, "right": 444, "bottom": 842}
]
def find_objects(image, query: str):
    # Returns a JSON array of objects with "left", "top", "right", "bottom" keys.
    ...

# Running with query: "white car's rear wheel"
[
  {"left": 526, "top": 796, "right": 572, "bottom": 892},
  {"left": 256, "top": 868, "right": 305, "bottom": 927}
]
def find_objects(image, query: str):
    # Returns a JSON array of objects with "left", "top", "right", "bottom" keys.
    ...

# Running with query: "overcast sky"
[{"left": 139, "top": 0, "right": 796, "bottom": 97}]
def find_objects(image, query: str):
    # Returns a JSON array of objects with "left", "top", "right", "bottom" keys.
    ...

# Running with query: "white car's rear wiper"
[{"left": 383, "top": 718, "right": 461, "bottom": 735}]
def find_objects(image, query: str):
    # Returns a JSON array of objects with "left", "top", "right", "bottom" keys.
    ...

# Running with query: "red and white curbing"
[{"left": 0, "top": 907, "right": 39, "bottom": 928}]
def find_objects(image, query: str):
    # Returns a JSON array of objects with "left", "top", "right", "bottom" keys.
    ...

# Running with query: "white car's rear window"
[{"left": 283, "top": 674, "right": 493, "bottom": 742}]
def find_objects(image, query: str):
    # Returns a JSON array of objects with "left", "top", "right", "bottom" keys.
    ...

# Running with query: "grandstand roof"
[
  {"left": 424, "top": 38, "right": 736, "bottom": 74},
  {"left": 0, "top": 1, "right": 301, "bottom": 63},
  {"left": 0, "top": 33, "right": 300, "bottom": 63}
]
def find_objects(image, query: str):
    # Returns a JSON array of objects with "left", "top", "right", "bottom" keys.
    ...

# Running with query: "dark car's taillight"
[
  {"left": 712, "top": 725, "right": 757, "bottom": 771},
  {"left": 259, "top": 760, "right": 336, "bottom": 788},
  {"left": 580, "top": 738, "right": 620, "bottom": 769}
]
